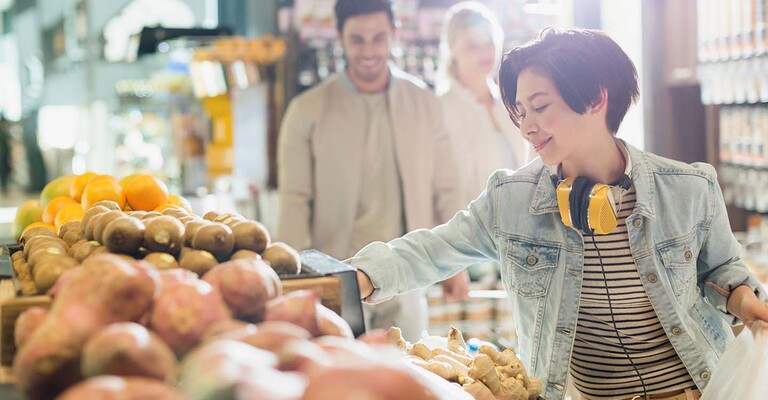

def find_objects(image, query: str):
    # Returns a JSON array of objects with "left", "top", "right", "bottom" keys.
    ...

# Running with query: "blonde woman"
[{"left": 437, "top": 1, "right": 531, "bottom": 208}]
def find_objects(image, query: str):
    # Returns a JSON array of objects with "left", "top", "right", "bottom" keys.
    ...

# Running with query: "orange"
[
  {"left": 88, "top": 175, "right": 119, "bottom": 188},
  {"left": 167, "top": 194, "right": 193, "bottom": 212},
  {"left": 124, "top": 175, "right": 169, "bottom": 211},
  {"left": 40, "top": 175, "right": 76, "bottom": 208},
  {"left": 154, "top": 203, "right": 185, "bottom": 213},
  {"left": 82, "top": 181, "right": 126, "bottom": 210},
  {"left": 12, "top": 199, "right": 44, "bottom": 239},
  {"left": 69, "top": 172, "right": 99, "bottom": 201},
  {"left": 54, "top": 203, "right": 85, "bottom": 232},
  {"left": 119, "top": 173, "right": 142, "bottom": 190},
  {"left": 42, "top": 196, "right": 79, "bottom": 224},
  {"left": 21, "top": 222, "right": 57, "bottom": 236}
]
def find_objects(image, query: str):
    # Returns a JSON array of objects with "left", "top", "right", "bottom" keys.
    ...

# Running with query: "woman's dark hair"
[
  {"left": 335, "top": 0, "right": 396, "bottom": 33},
  {"left": 499, "top": 28, "right": 639, "bottom": 133}
]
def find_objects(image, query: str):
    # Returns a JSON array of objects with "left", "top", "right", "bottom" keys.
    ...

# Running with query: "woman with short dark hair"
[{"left": 350, "top": 28, "right": 768, "bottom": 400}]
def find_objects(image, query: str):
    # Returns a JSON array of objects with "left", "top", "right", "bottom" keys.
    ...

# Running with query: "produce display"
[
  {"left": 5, "top": 172, "right": 474, "bottom": 399},
  {"left": 10, "top": 172, "right": 301, "bottom": 296}
]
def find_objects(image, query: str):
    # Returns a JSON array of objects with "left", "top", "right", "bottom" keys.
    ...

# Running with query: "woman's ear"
[{"left": 588, "top": 88, "right": 609, "bottom": 115}]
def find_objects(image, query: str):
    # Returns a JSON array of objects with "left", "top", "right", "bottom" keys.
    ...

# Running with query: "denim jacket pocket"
[
  {"left": 658, "top": 232, "right": 699, "bottom": 296},
  {"left": 506, "top": 239, "right": 560, "bottom": 298}
]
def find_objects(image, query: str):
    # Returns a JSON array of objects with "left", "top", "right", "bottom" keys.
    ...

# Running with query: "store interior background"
[{"left": 0, "top": 0, "right": 759, "bottom": 261}]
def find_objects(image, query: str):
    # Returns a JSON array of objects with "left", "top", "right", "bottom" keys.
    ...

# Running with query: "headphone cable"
[{"left": 590, "top": 231, "right": 648, "bottom": 398}]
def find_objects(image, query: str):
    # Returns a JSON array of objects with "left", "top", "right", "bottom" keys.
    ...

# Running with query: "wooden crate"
[{"left": 0, "top": 296, "right": 51, "bottom": 366}]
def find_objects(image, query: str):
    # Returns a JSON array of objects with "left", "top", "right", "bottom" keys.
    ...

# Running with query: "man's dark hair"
[
  {"left": 335, "top": 0, "right": 396, "bottom": 33},
  {"left": 499, "top": 28, "right": 639, "bottom": 134}
]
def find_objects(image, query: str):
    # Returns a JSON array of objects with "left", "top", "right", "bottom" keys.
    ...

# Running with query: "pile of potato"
[
  {"left": 392, "top": 327, "right": 542, "bottom": 400},
  {"left": 11, "top": 199, "right": 303, "bottom": 297}
]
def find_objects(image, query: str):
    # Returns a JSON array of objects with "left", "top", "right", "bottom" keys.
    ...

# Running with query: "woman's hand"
[
  {"left": 356, "top": 270, "right": 375, "bottom": 300},
  {"left": 726, "top": 285, "right": 768, "bottom": 324}
]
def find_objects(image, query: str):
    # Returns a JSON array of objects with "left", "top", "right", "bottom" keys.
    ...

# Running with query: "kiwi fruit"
[
  {"left": 23, "top": 236, "right": 66, "bottom": 258},
  {"left": 67, "top": 239, "right": 87, "bottom": 258},
  {"left": 32, "top": 256, "right": 78, "bottom": 292},
  {"left": 202, "top": 211, "right": 220, "bottom": 221},
  {"left": 141, "top": 211, "right": 163, "bottom": 220},
  {"left": 72, "top": 241, "right": 103, "bottom": 262},
  {"left": 213, "top": 213, "right": 244, "bottom": 226},
  {"left": 81, "top": 205, "right": 109, "bottom": 233},
  {"left": 27, "top": 244, "right": 69, "bottom": 271},
  {"left": 192, "top": 222, "right": 234, "bottom": 261},
  {"left": 84, "top": 245, "right": 110, "bottom": 260},
  {"left": 135, "top": 247, "right": 150, "bottom": 259},
  {"left": 161, "top": 207, "right": 189, "bottom": 219},
  {"left": 230, "top": 220, "right": 271, "bottom": 254},
  {"left": 20, "top": 279, "right": 37, "bottom": 296},
  {"left": 102, "top": 216, "right": 145, "bottom": 254},
  {"left": 11, "top": 250, "right": 24, "bottom": 262},
  {"left": 262, "top": 242, "right": 301, "bottom": 275},
  {"left": 230, "top": 249, "right": 261, "bottom": 261},
  {"left": 91, "top": 210, "right": 125, "bottom": 244},
  {"left": 62, "top": 228, "right": 85, "bottom": 247},
  {"left": 20, "top": 227, "right": 57, "bottom": 246},
  {"left": 144, "top": 252, "right": 180, "bottom": 270},
  {"left": 128, "top": 211, "right": 148, "bottom": 219},
  {"left": 143, "top": 216, "right": 184, "bottom": 256},
  {"left": 179, "top": 249, "right": 218, "bottom": 276},
  {"left": 12, "top": 259, "right": 29, "bottom": 280},
  {"left": 58, "top": 221, "right": 82, "bottom": 239},
  {"left": 91, "top": 200, "right": 122, "bottom": 211},
  {"left": 183, "top": 220, "right": 208, "bottom": 247}
]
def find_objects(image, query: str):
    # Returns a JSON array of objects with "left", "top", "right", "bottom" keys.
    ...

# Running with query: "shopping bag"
[{"left": 701, "top": 322, "right": 768, "bottom": 400}]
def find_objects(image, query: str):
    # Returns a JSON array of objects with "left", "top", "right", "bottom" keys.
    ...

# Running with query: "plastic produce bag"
[{"left": 701, "top": 322, "right": 768, "bottom": 400}]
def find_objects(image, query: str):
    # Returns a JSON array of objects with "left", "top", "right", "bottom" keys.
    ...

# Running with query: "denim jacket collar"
[{"left": 528, "top": 139, "right": 656, "bottom": 219}]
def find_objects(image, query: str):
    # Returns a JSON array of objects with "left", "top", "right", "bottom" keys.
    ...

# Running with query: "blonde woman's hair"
[{"left": 436, "top": 1, "right": 504, "bottom": 95}]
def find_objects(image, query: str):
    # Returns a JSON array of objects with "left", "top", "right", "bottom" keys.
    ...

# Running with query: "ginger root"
[
  {"left": 447, "top": 326, "right": 469, "bottom": 355},
  {"left": 469, "top": 354, "right": 529, "bottom": 400},
  {"left": 463, "top": 380, "right": 496, "bottom": 400},
  {"left": 387, "top": 326, "right": 409, "bottom": 352}
]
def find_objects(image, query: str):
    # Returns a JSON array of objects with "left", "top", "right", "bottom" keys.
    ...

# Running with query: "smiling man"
[{"left": 276, "top": 0, "right": 467, "bottom": 341}]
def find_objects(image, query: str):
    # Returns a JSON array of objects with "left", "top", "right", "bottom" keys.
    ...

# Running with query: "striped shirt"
[{"left": 569, "top": 188, "right": 696, "bottom": 399}]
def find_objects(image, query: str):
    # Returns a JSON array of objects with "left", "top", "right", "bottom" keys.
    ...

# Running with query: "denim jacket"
[{"left": 349, "top": 141, "right": 768, "bottom": 400}]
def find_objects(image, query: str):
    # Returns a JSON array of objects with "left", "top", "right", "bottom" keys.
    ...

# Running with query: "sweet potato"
[
  {"left": 14, "top": 307, "right": 49, "bottom": 349},
  {"left": 13, "top": 254, "right": 160, "bottom": 400},
  {"left": 201, "top": 318, "right": 253, "bottom": 342},
  {"left": 81, "top": 322, "right": 178, "bottom": 382},
  {"left": 316, "top": 303, "right": 353, "bottom": 339},
  {"left": 158, "top": 268, "right": 199, "bottom": 288},
  {"left": 178, "top": 339, "right": 300, "bottom": 400},
  {"left": 202, "top": 258, "right": 282, "bottom": 322},
  {"left": 57, "top": 375, "right": 183, "bottom": 400},
  {"left": 264, "top": 290, "right": 320, "bottom": 336},
  {"left": 301, "top": 364, "right": 440, "bottom": 400},
  {"left": 150, "top": 279, "right": 232, "bottom": 356},
  {"left": 232, "top": 321, "right": 312, "bottom": 353}
]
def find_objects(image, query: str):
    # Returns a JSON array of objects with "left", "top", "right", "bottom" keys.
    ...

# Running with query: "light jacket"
[
  {"left": 276, "top": 65, "right": 464, "bottom": 259},
  {"left": 438, "top": 77, "right": 530, "bottom": 207},
  {"left": 349, "top": 141, "right": 768, "bottom": 400}
]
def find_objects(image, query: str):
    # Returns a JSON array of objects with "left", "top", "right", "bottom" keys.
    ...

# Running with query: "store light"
[
  {"left": 523, "top": 1, "right": 561, "bottom": 16},
  {"left": 38, "top": 106, "right": 78, "bottom": 150}
]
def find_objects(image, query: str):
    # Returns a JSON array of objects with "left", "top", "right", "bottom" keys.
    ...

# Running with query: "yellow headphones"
[{"left": 551, "top": 160, "right": 632, "bottom": 235}]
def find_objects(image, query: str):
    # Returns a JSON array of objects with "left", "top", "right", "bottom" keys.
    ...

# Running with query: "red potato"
[
  {"left": 178, "top": 339, "right": 305, "bottom": 400},
  {"left": 275, "top": 339, "right": 333, "bottom": 374},
  {"left": 81, "top": 322, "right": 178, "bottom": 382},
  {"left": 264, "top": 290, "right": 320, "bottom": 336},
  {"left": 301, "top": 364, "right": 440, "bottom": 400},
  {"left": 316, "top": 303, "right": 354, "bottom": 339},
  {"left": 203, "top": 258, "right": 282, "bottom": 322},
  {"left": 47, "top": 266, "right": 81, "bottom": 299},
  {"left": 150, "top": 279, "right": 232, "bottom": 356},
  {"left": 14, "top": 307, "right": 49, "bottom": 350},
  {"left": 213, "top": 321, "right": 311, "bottom": 353},
  {"left": 14, "top": 254, "right": 160, "bottom": 400},
  {"left": 56, "top": 375, "right": 183, "bottom": 400}
]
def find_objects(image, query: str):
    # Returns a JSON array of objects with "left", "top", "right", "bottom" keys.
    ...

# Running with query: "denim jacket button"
[
  {"left": 671, "top": 326, "right": 682, "bottom": 335},
  {"left": 633, "top": 219, "right": 643, "bottom": 228},
  {"left": 684, "top": 250, "right": 693, "bottom": 261},
  {"left": 648, "top": 273, "right": 658, "bottom": 283},
  {"left": 700, "top": 371, "right": 710, "bottom": 380},
  {"left": 526, "top": 254, "right": 538, "bottom": 266}
]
